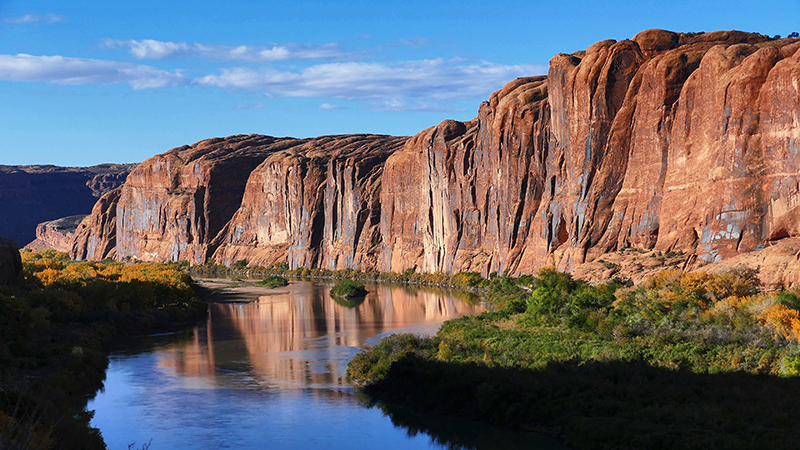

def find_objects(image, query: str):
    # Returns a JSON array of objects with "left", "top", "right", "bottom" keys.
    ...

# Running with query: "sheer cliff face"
[
  {"left": 71, "top": 188, "right": 122, "bottom": 261},
  {"left": 115, "top": 135, "right": 280, "bottom": 264},
  {"left": 73, "top": 30, "right": 800, "bottom": 275},
  {"left": 379, "top": 78, "right": 550, "bottom": 274},
  {"left": 212, "top": 135, "right": 406, "bottom": 269},
  {"left": 381, "top": 30, "right": 800, "bottom": 274}
]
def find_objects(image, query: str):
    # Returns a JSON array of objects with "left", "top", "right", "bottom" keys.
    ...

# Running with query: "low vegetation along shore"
[
  {"left": 8, "top": 251, "right": 800, "bottom": 449},
  {"left": 348, "top": 267, "right": 800, "bottom": 449},
  {"left": 0, "top": 250, "right": 206, "bottom": 450}
]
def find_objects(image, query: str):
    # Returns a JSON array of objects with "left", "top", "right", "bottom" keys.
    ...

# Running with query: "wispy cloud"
[
  {"left": 0, "top": 50, "right": 545, "bottom": 111},
  {"left": 197, "top": 59, "right": 545, "bottom": 100},
  {"left": 103, "top": 39, "right": 363, "bottom": 62},
  {"left": 0, "top": 54, "right": 186, "bottom": 89},
  {"left": 4, "top": 13, "right": 65, "bottom": 24}
]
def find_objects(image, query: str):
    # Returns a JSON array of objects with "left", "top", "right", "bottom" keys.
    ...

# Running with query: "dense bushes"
[
  {"left": 255, "top": 275, "right": 289, "bottom": 288},
  {"left": 192, "top": 261, "right": 489, "bottom": 289},
  {"left": 348, "top": 266, "right": 800, "bottom": 449},
  {"left": 330, "top": 279, "right": 368, "bottom": 298},
  {"left": 1, "top": 251, "right": 207, "bottom": 450}
]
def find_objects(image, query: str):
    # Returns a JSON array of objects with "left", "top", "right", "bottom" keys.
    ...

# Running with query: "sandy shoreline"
[{"left": 193, "top": 277, "right": 313, "bottom": 303}]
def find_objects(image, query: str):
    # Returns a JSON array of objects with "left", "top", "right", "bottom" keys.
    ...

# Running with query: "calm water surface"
[{"left": 89, "top": 280, "right": 566, "bottom": 450}]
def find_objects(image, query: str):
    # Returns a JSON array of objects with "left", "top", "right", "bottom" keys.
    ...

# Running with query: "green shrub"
[
  {"left": 256, "top": 276, "right": 289, "bottom": 288},
  {"left": 330, "top": 279, "right": 368, "bottom": 298}
]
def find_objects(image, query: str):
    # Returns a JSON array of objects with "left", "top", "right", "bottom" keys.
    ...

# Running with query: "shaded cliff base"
[{"left": 570, "top": 237, "right": 800, "bottom": 289}]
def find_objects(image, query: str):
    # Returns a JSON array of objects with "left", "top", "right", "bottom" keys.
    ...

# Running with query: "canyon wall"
[
  {"left": 25, "top": 215, "right": 88, "bottom": 253},
  {"left": 71, "top": 30, "right": 800, "bottom": 278},
  {"left": 381, "top": 30, "right": 800, "bottom": 275},
  {"left": 0, "top": 164, "right": 134, "bottom": 246},
  {"left": 79, "top": 134, "right": 406, "bottom": 266}
]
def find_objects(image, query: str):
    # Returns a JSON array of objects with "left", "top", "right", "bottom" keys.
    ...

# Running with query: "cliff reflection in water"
[{"left": 156, "top": 281, "right": 485, "bottom": 390}]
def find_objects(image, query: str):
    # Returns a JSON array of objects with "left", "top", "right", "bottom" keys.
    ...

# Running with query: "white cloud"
[
  {"left": 4, "top": 13, "right": 65, "bottom": 24},
  {"left": 0, "top": 49, "right": 546, "bottom": 111},
  {"left": 103, "top": 39, "right": 361, "bottom": 62},
  {"left": 197, "top": 59, "right": 545, "bottom": 100},
  {"left": 0, "top": 54, "right": 186, "bottom": 89}
]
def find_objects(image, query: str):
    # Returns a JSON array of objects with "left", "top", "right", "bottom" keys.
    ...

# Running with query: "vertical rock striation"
[
  {"left": 212, "top": 135, "right": 406, "bottom": 268},
  {"left": 113, "top": 135, "right": 280, "bottom": 264}
]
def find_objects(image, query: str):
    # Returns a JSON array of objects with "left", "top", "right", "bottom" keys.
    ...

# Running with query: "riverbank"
[
  {"left": 0, "top": 250, "right": 207, "bottom": 450},
  {"left": 189, "top": 263, "right": 488, "bottom": 294},
  {"left": 348, "top": 267, "right": 800, "bottom": 449}
]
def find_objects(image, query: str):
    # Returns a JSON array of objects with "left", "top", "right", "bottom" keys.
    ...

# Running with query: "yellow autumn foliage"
[{"left": 759, "top": 304, "right": 800, "bottom": 341}]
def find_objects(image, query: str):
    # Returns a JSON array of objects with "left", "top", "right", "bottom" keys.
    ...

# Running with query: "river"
[{"left": 88, "top": 279, "right": 566, "bottom": 450}]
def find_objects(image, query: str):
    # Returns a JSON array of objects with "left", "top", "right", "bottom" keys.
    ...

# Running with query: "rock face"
[
  {"left": 80, "top": 134, "right": 407, "bottom": 266},
  {"left": 212, "top": 135, "right": 406, "bottom": 268},
  {"left": 381, "top": 30, "right": 800, "bottom": 275},
  {"left": 25, "top": 215, "right": 87, "bottom": 253},
  {"left": 71, "top": 188, "right": 123, "bottom": 261},
  {"left": 112, "top": 135, "right": 280, "bottom": 264},
  {"left": 0, "top": 237, "right": 22, "bottom": 286},
  {"left": 0, "top": 164, "right": 134, "bottom": 247},
  {"left": 72, "top": 30, "right": 800, "bottom": 279}
]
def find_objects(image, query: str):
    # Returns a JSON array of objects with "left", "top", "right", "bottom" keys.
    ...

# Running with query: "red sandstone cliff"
[
  {"left": 74, "top": 134, "right": 407, "bottom": 265},
  {"left": 72, "top": 30, "right": 800, "bottom": 280},
  {"left": 211, "top": 135, "right": 406, "bottom": 268},
  {"left": 25, "top": 215, "right": 88, "bottom": 253},
  {"left": 381, "top": 30, "right": 800, "bottom": 275}
]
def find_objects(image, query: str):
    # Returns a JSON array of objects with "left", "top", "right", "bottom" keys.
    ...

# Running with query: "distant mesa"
[
  {"left": 0, "top": 163, "right": 135, "bottom": 247},
  {"left": 18, "top": 29, "right": 800, "bottom": 287}
]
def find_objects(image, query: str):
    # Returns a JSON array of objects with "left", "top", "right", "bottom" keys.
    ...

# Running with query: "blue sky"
[{"left": 1, "top": 0, "right": 797, "bottom": 166}]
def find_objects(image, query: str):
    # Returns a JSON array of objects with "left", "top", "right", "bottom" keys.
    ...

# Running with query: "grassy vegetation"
[
  {"left": 348, "top": 267, "right": 800, "bottom": 449},
  {"left": 255, "top": 275, "right": 289, "bottom": 288},
  {"left": 1, "top": 250, "right": 207, "bottom": 450},
  {"left": 330, "top": 279, "right": 368, "bottom": 298}
]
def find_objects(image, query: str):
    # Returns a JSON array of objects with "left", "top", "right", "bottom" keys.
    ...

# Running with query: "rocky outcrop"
[
  {"left": 0, "top": 164, "right": 134, "bottom": 246},
  {"left": 0, "top": 237, "right": 22, "bottom": 286},
  {"left": 25, "top": 215, "right": 87, "bottom": 253},
  {"left": 72, "top": 30, "right": 800, "bottom": 279},
  {"left": 71, "top": 188, "right": 123, "bottom": 261},
  {"left": 693, "top": 237, "right": 800, "bottom": 289}
]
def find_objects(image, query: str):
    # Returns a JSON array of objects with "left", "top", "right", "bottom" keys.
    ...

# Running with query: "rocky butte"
[{"left": 70, "top": 30, "right": 800, "bottom": 286}]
